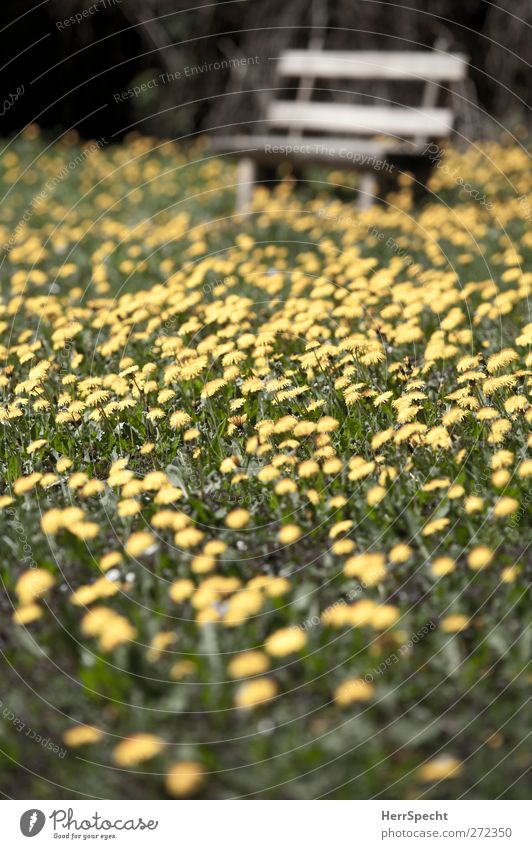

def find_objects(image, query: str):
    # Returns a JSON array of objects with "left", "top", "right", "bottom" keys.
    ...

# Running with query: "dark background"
[{"left": 1, "top": 0, "right": 530, "bottom": 141}]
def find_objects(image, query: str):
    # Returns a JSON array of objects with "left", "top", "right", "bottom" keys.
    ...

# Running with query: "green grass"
[{"left": 0, "top": 131, "right": 530, "bottom": 799}]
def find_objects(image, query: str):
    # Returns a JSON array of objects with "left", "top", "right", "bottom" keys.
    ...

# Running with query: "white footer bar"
[{"left": 2, "top": 800, "right": 528, "bottom": 848}]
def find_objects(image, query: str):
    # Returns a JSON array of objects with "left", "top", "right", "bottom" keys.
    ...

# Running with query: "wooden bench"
[{"left": 211, "top": 48, "right": 468, "bottom": 212}]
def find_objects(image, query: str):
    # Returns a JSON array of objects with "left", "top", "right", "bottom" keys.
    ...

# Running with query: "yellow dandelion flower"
[
  {"left": 146, "top": 407, "right": 165, "bottom": 422},
  {"left": 169, "top": 410, "right": 192, "bottom": 429},
  {"left": 99, "top": 614, "right": 137, "bottom": 651},
  {"left": 100, "top": 551, "right": 122, "bottom": 572},
  {"left": 117, "top": 498, "right": 141, "bottom": 518},
  {"left": 486, "top": 348, "right": 518, "bottom": 374},
  {"left": 63, "top": 725, "right": 104, "bottom": 747},
  {"left": 389, "top": 544, "right": 412, "bottom": 563},
  {"left": 418, "top": 755, "right": 463, "bottom": 782},
  {"left": 298, "top": 459, "right": 319, "bottom": 478},
  {"left": 108, "top": 469, "right": 133, "bottom": 488},
  {"left": 373, "top": 391, "right": 393, "bottom": 407},
  {"left": 367, "top": 485, "right": 386, "bottom": 506},
  {"left": 371, "top": 428, "right": 394, "bottom": 450},
  {"left": 258, "top": 464, "right": 280, "bottom": 482},
  {"left": 262, "top": 577, "right": 291, "bottom": 597},
  {"left": 68, "top": 472, "right": 89, "bottom": 490},
  {"left": 166, "top": 761, "right": 205, "bottom": 797},
  {"left": 157, "top": 389, "right": 175, "bottom": 404},
  {"left": 125, "top": 531, "right": 155, "bottom": 557},
  {"left": 493, "top": 497, "right": 519, "bottom": 517},
  {"left": 370, "top": 604, "right": 400, "bottom": 628},
  {"left": 329, "top": 520, "right": 352, "bottom": 539},
  {"left": 113, "top": 734, "right": 165, "bottom": 767},
  {"left": 432, "top": 557, "right": 456, "bottom": 577},
  {"left": 235, "top": 677, "right": 278, "bottom": 709},
  {"left": 491, "top": 450, "right": 514, "bottom": 469},
  {"left": 344, "top": 553, "right": 385, "bottom": 578},
  {"left": 317, "top": 416, "right": 339, "bottom": 433},
  {"left": 468, "top": 546, "right": 493, "bottom": 570},
  {"left": 504, "top": 395, "right": 528, "bottom": 414},
  {"left": 82, "top": 479, "right": 105, "bottom": 497},
  {"left": 225, "top": 508, "right": 250, "bottom": 529},
  {"left": 142, "top": 471, "right": 167, "bottom": 491},
  {"left": 334, "top": 678, "right": 374, "bottom": 707},
  {"left": 201, "top": 378, "right": 227, "bottom": 398},
  {"left": 81, "top": 606, "right": 115, "bottom": 637},
  {"left": 424, "top": 426, "right": 451, "bottom": 450},
  {"left": 13, "top": 604, "right": 43, "bottom": 624},
  {"left": 275, "top": 478, "right": 297, "bottom": 495},
  {"left": 265, "top": 626, "right": 306, "bottom": 657},
  {"left": 476, "top": 407, "right": 498, "bottom": 422},
  {"left": 26, "top": 438, "right": 47, "bottom": 454},
  {"left": 154, "top": 485, "right": 182, "bottom": 504},
  {"left": 422, "top": 517, "right": 450, "bottom": 536},
  {"left": 501, "top": 565, "right": 519, "bottom": 582},
  {"left": 491, "top": 470, "right": 510, "bottom": 488},
  {"left": 170, "top": 660, "right": 196, "bottom": 680},
  {"left": 41, "top": 509, "right": 64, "bottom": 535},
  {"left": 319, "top": 600, "right": 349, "bottom": 627},
  {"left": 71, "top": 576, "right": 119, "bottom": 606},
  {"left": 488, "top": 418, "right": 512, "bottom": 444},
  {"left": 15, "top": 569, "right": 54, "bottom": 604},
  {"left": 203, "top": 540, "right": 226, "bottom": 556},
  {"left": 191, "top": 586, "right": 220, "bottom": 612},
  {"left": 223, "top": 590, "right": 263, "bottom": 626},
  {"left": 441, "top": 614, "right": 469, "bottom": 633},
  {"left": 322, "top": 457, "right": 343, "bottom": 475},
  {"left": 241, "top": 377, "right": 262, "bottom": 394},
  {"left": 278, "top": 524, "right": 302, "bottom": 544},
  {"left": 483, "top": 375, "right": 516, "bottom": 396},
  {"left": 191, "top": 555, "right": 216, "bottom": 574},
  {"left": 220, "top": 457, "right": 238, "bottom": 474},
  {"left": 332, "top": 539, "right": 355, "bottom": 555},
  {"left": 169, "top": 579, "right": 195, "bottom": 602},
  {"left": 85, "top": 390, "right": 111, "bottom": 407},
  {"left": 442, "top": 408, "right": 467, "bottom": 427},
  {"left": 13, "top": 472, "right": 42, "bottom": 495},
  {"left": 464, "top": 496, "right": 484, "bottom": 513},
  {"left": 228, "top": 651, "right": 270, "bottom": 678},
  {"left": 174, "top": 527, "right": 204, "bottom": 548},
  {"left": 348, "top": 459, "right": 375, "bottom": 481}
]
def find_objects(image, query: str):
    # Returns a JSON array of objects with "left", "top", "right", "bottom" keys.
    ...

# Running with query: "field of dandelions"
[{"left": 0, "top": 127, "right": 530, "bottom": 799}]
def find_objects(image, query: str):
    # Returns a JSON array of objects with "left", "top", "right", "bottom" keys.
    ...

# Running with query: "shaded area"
[{"left": 0, "top": 0, "right": 530, "bottom": 141}]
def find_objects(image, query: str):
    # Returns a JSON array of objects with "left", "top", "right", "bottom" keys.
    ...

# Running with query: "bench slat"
[
  {"left": 267, "top": 102, "right": 454, "bottom": 137},
  {"left": 212, "top": 136, "right": 394, "bottom": 154},
  {"left": 211, "top": 135, "right": 413, "bottom": 165},
  {"left": 277, "top": 50, "right": 467, "bottom": 81}
]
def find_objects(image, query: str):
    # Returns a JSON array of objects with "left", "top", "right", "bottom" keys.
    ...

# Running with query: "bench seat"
[
  {"left": 267, "top": 103, "right": 454, "bottom": 138},
  {"left": 211, "top": 135, "right": 413, "bottom": 167}
]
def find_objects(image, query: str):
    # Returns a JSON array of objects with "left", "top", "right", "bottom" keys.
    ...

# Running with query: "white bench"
[{"left": 211, "top": 48, "right": 468, "bottom": 211}]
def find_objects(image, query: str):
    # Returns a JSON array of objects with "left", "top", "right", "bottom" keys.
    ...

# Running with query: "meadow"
[{"left": 0, "top": 127, "right": 530, "bottom": 799}]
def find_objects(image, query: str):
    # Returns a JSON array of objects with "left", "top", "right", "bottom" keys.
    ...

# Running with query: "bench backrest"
[{"left": 265, "top": 50, "right": 467, "bottom": 145}]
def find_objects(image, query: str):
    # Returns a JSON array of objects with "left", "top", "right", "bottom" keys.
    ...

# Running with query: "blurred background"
[{"left": 1, "top": 0, "right": 531, "bottom": 142}]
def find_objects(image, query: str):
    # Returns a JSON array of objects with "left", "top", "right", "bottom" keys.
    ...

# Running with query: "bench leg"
[
  {"left": 236, "top": 157, "right": 256, "bottom": 215},
  {"left": 357, "top": 172, "right": 376, "bottom": 210}
]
